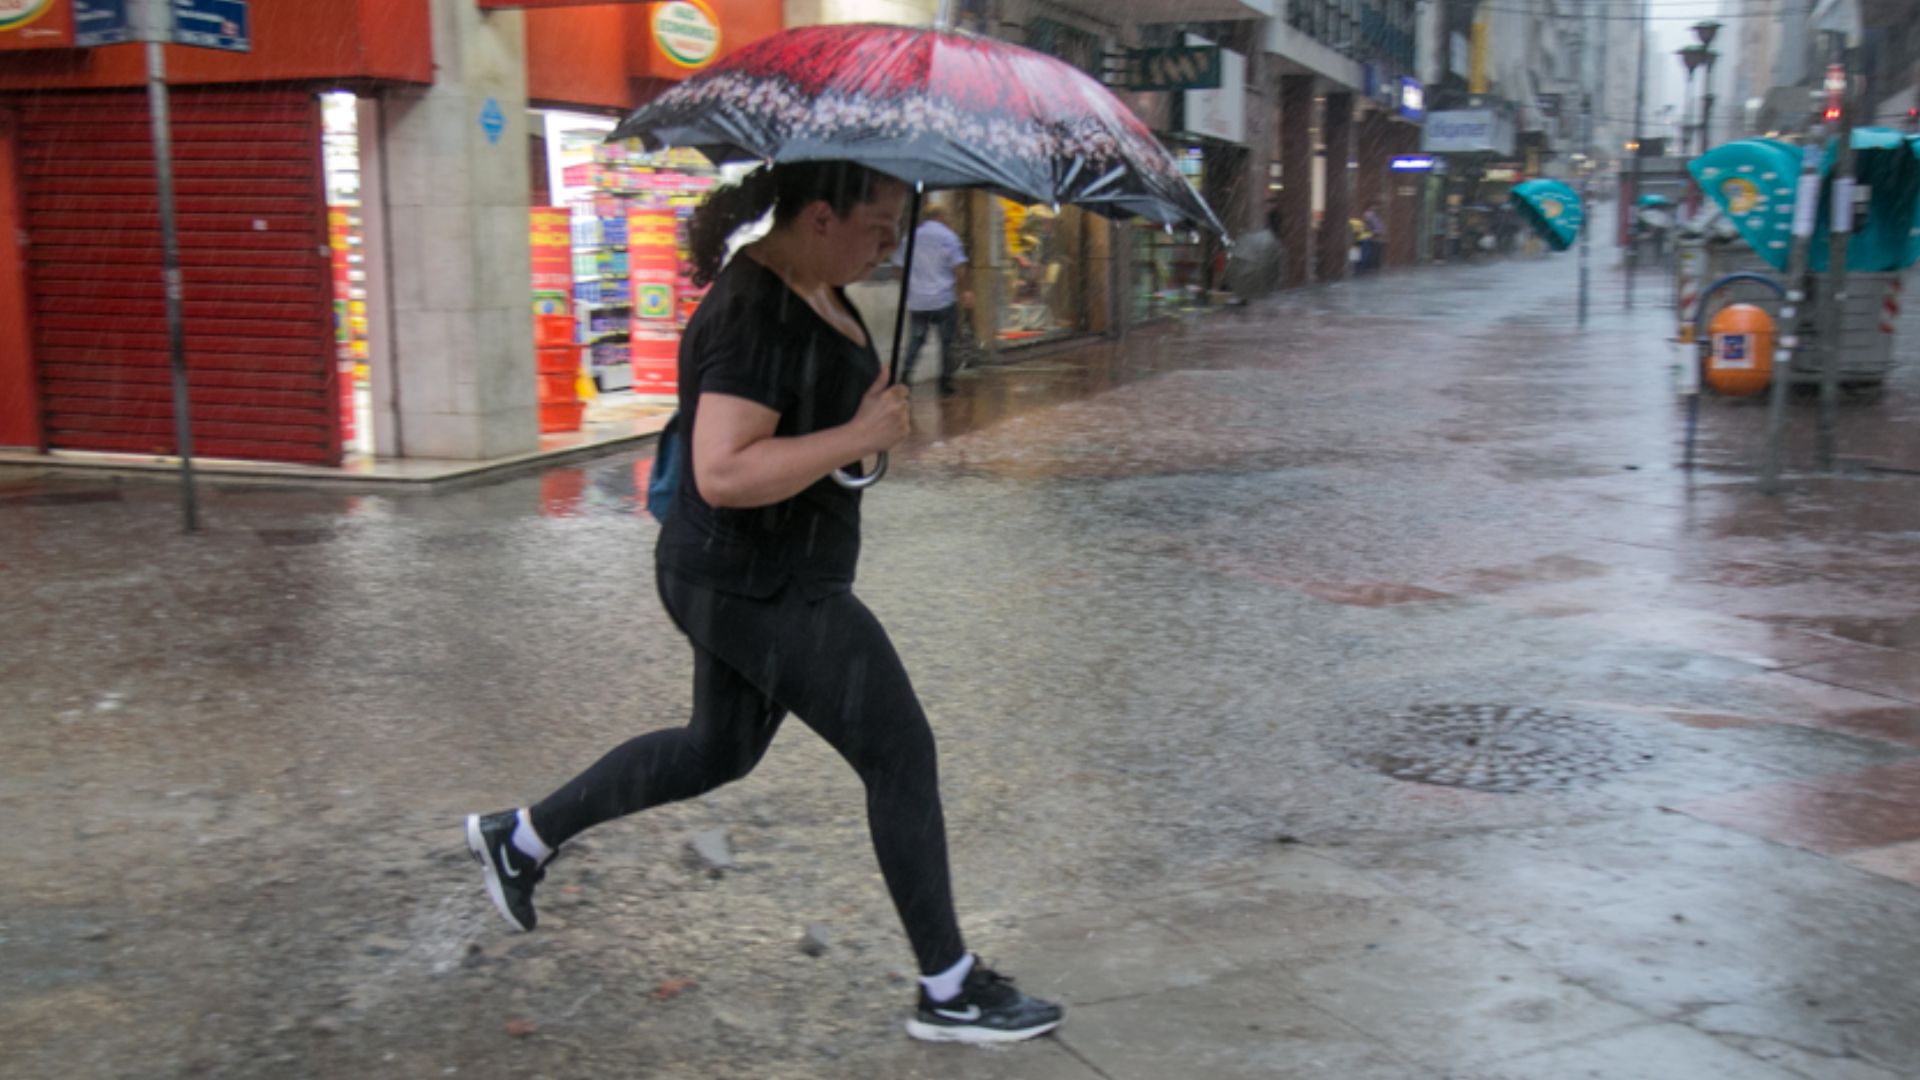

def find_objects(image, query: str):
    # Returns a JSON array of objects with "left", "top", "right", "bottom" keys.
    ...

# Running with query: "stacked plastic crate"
[{"left": 536, "top": 313, "right": 584, "bottom": 432}]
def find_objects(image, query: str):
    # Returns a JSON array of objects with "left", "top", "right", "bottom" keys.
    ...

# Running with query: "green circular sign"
[{"left": 653, "top": 1, "right": 720, "bottom": 70}]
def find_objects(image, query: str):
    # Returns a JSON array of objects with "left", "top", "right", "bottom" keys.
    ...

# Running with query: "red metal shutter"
[{"left": 19, "top": 89, "right": 339, "bottom": 466}]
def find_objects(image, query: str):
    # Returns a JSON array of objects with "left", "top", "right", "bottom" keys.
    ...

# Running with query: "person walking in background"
[
  {"left": 1362, "top": 201, "right": 1386, "bottom": 274},
  {"left": 464, "top": 161, "right": 1062, "bottom": 1046},
  {"left": 899, "top": 206, "right": 972, "bottom": 397}
]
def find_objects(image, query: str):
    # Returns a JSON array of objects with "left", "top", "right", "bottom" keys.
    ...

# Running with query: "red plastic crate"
[
  {"left": 537, "top": 346, "right": 578, "bottom": 375},
  {"left": 535, "top": 315, "right": 575, "bottom": 348},
  {"left": 540, "top": 400, "right": 585, "bottom": 434}
]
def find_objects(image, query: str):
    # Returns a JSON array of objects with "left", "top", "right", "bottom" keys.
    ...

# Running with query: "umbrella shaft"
[{"left": 888, "top": 190, "right": 924, "bottom": 385}]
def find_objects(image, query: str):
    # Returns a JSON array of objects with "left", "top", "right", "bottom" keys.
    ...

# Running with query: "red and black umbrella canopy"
[{"left": 610, "top": 23, "right": 1223, "bottom": 234}]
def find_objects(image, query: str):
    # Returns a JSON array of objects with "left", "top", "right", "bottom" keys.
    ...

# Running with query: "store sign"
[
  {"left": 1124, "top": 45, "right": 1221, "bottom": 92},
  {"left": 1399, "top": 78, "right": 1425, "bottom": 122},
  {"left": 170, "top": 0, "right": 248, "bottom": 52},
  {"left": 1422, "top": 108, "right": 1515, "bottom": 155},
  {"left": 480, "top": 97, "right": 506, "bottom": 145},
  {"left": 73, "top": 0, "right": 131, "bottom": 46},
  {"left": 651, "top": 0, "right": 719, "bottom": 70},
  {"left": 0, "top": 0, "right": 72, "bottom": 50},
  {"left": 1390, "top": 154, "right": 1436, "bottom": 172},
  {"left": 1182, "top": 34, "right": 1245, "bottom": 145},
  {"left": 530, "top": 209, "right": 572, "bottom": 297},
  {"left": 629, "top": 208, "right": 680, "bottom": 396}
]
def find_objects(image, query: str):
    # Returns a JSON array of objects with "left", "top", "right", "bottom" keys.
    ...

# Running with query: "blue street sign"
[
  {"left": 1390, "top": 154, "right": 1437, "bottom": 173},
  {"left": 171, "top": 0, "right": 248, "bottom": 53},
  {"left": 480, "top": 98, "right": 506, "bottom": 145},
  {"left": 73, "top": 0, "right": 134, "bottom": 48}
]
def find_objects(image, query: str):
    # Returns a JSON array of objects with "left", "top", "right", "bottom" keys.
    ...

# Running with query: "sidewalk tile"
[
  {"left": 992, "top": 903, "right": 1239, "bottom": 1006},
  {"left": 1672, "top": 783, "right": 1920, "bottom": 855},
  {"left": 861, "top": 1036, "right": 1105, "bottom": 1080},
  {"left": 1842, "top": 839, "right": 1920, "bottom": 888},
  {"left": 1061, "top": 970, "right": 1421, "bottom": 1080},
  {"left": 1280, "top": 927, "right": 1647, "bottom": 1070},
  {"left": 1478, "top": 1023, "right": 1800, "bottom": 1080}
]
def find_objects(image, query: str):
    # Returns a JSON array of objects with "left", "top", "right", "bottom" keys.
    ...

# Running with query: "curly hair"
[{"left": 687, "top": 161, "right": 899, "bottom": 287}]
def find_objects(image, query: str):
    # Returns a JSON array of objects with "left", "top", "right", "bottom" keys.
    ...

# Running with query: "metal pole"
[
  {"left": 1700, "top": 56, "right": 1714, "bottom": 152},
  {"left": 1579, "top": 92, "right": 1591, "bottom": 327},
  {"left": 143, "top": 0, "right": 197, "bottom": 533},
  {"left": 1760, "top": 140, "right": 1826, "bottom": 494},
  {"left": 1626, "top": 0, "right": 1647, "bottom": 309},
  {"left": 1818, "top": 36, "right": 1854, "bottom": 470}
]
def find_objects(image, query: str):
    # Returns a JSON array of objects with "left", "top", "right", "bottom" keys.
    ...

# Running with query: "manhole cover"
[{"left": 1352, "top": 704, "right": 1651, "bottom": 793}]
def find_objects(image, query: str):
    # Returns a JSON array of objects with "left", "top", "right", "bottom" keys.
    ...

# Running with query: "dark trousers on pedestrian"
[
  {"left": 904, "top": 305, "right": 960, "bottom": 391},
  {"left": 529, "top": 569, "right": 966, "bottom": 976}
]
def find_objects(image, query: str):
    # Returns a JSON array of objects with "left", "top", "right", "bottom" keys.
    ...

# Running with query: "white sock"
[
  {"left": 512, "top": 808, "right": 553, "bottom": 864},
  {"left": 919, "top": 952, "right": 975, "bottom": 1003}
]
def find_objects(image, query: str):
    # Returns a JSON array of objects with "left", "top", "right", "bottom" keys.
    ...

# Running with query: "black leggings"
[{"left": 529, "top": 570, "right": 966, "bottom": 975}]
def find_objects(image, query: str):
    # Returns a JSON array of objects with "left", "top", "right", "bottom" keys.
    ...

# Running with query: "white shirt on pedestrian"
[{"left": 899, "top": 219, "right": 967, "bottom": 312}]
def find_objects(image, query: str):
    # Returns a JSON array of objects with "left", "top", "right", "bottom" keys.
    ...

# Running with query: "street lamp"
[
  {"left": 1679, "top": 44, "right": 1711, "bottom": 154},
  {"left": 1693, "top": 21, "right": 1722, "bottom": 150}
]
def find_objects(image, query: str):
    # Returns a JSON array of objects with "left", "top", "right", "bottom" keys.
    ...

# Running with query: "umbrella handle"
[
  {"left": 832, "top": 452, "right": 888, "bottom": 489},
  {"left": 830, "top": 189, "right": 923, "bottom": 494}
]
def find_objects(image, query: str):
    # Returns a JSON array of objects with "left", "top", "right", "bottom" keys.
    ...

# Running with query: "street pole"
[
  {"left": 1760, "top": 139, "right": 1826, "bottom": 494},
  {"left": 1700, "top": 55, "right": 1715, "bottom": 152},
  {"left": 1626, "top": 0, "right": 1647, "bottom": 309},
  {"left": 1579, "top": 92, "right": 1591, "bottom": 327},
  {"left": 1818, "top": 36, "right": 1855, "bottom": 471},
  {"left": 142, "top": 0, "right": 197, "bottom": 533}
]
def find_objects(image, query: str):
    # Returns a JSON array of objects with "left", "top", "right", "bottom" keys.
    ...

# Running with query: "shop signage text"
[
  {"left": 652, "top": 0, "right": 718, "bottom": 69},
  {"left": 171, "top": 0, "right": 247, "bottom": 52},
  {"left": 1181, "top": 34, "right": 1245, "bottom": 145},
  {"left": 1421, "top": 108, "right": 1515, "bottom": 155},
  {"left": 0, "top": 0, "right": 71, "bottom": 50},
  {"left": 0, "top": 0, "right": 247, "bottom": 51},
  {"left": 1398, "top": 78, "right": 1425, "bottom": 122},
  {"left": 1390, "top": 154, "right": 1436, "bottom": 172},
  {"left": 1124, "top": 45, "right": 1221, "bottom": 92}
]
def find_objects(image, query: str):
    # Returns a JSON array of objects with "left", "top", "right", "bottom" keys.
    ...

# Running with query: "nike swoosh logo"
[
  {"left": 497, "top": 846, "right": 521, "bottom": 879},
  {"left": 933, "top": 1004, "right": 981, "bottom": 1022}
]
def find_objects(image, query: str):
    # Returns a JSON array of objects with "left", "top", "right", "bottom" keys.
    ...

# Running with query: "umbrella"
[
  {"left": 1508, "top": 179, "right": 1584, "bottom": 252},
  {"left": 611, "top": 22, "right": 1224, "bottom": 487},
  {"left": 1688, "top": 138, "right": 1801, "bottom": 270},
  {"left": 1810, "top": 127, "right": 1920, "bottom": 272},
  {"left": 1691, "top": 130, "right": 1920, "bottom": 272},
  {"left": 610, "top": 23, "right": 1220, "bottom": 233}
]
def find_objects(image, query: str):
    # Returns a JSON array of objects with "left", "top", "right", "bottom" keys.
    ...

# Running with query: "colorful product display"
[{"left": 323, "top": 92, "right": 372, "bottom": 456}]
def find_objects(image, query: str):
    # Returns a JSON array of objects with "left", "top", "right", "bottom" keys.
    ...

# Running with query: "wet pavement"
[{"left": 4, "top": 244, "right": 1920, "bottom": 1079}]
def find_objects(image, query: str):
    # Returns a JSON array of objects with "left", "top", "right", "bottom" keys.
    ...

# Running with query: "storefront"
[
  {"left": 0, "top": 1, "right": 432, "bottom": 464},
  {"left": 0, "top": 0, "right": 778, "bottom": 466},
  {"left": 1131, "top": 34, "right": 1245, "bottom": 325},
  {"left": 518, "top": 0, "right": 774, "bottom": 434}
]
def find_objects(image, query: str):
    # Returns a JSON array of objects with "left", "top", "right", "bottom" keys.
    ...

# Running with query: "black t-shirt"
[{"left": 654, "top": 255, "right": 880, "bottom": 599}]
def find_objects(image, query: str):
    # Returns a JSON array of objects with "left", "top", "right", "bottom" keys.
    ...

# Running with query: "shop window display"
[
  {"left": 991, "top": 198, "right": 1084, "bottom": 345},
  {"left": 1131, "top": 145, "right": 1207, "bottom": 322},
  {"left": 322, "top": 92, "right": 372, "bottom": 457},
  {"left": 542, "top": 115, "right": 750, "bottom": 429}
]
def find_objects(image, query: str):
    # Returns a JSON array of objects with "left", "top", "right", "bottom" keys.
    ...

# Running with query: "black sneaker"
[
  {"left": 465, "top": 811, "right": 544, "bottom": 932},
  {"left": 906, "top": 962, "right": 1064, "bottom": 1044}
]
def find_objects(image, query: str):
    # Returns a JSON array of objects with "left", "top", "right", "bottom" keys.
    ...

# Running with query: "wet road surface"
[{"left": 4, "top": 245, "right": 1919, "bottom": 1079}]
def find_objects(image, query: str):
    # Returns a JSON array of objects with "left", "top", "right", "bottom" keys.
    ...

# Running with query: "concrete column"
[
  {"left": 1356, "top": 111, "right": 1389, "bottom": 231},
  {"left": 1278, "top": 76, "right": 1314, "bottom": 288},
  {"left": 1318, "top": 92, "right": 1353, "bottom": 283},
  {"left": 1237, "top": 50, "right": 1274, "bottom": 237},
  {"left": 1386, "top": 125, "right": 1421, "bottom": 268},
  {"left": 374, "top": 0, "right": 537, "bottom": 461}
]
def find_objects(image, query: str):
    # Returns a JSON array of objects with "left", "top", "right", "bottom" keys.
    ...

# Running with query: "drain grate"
[{"left": 1352, "top": 704, "right": 1652, "bottom": 793}]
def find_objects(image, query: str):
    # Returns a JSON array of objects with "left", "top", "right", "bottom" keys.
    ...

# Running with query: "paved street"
[{"left": 4, "top": 245, "right": 1919, "bottom": 1079}]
